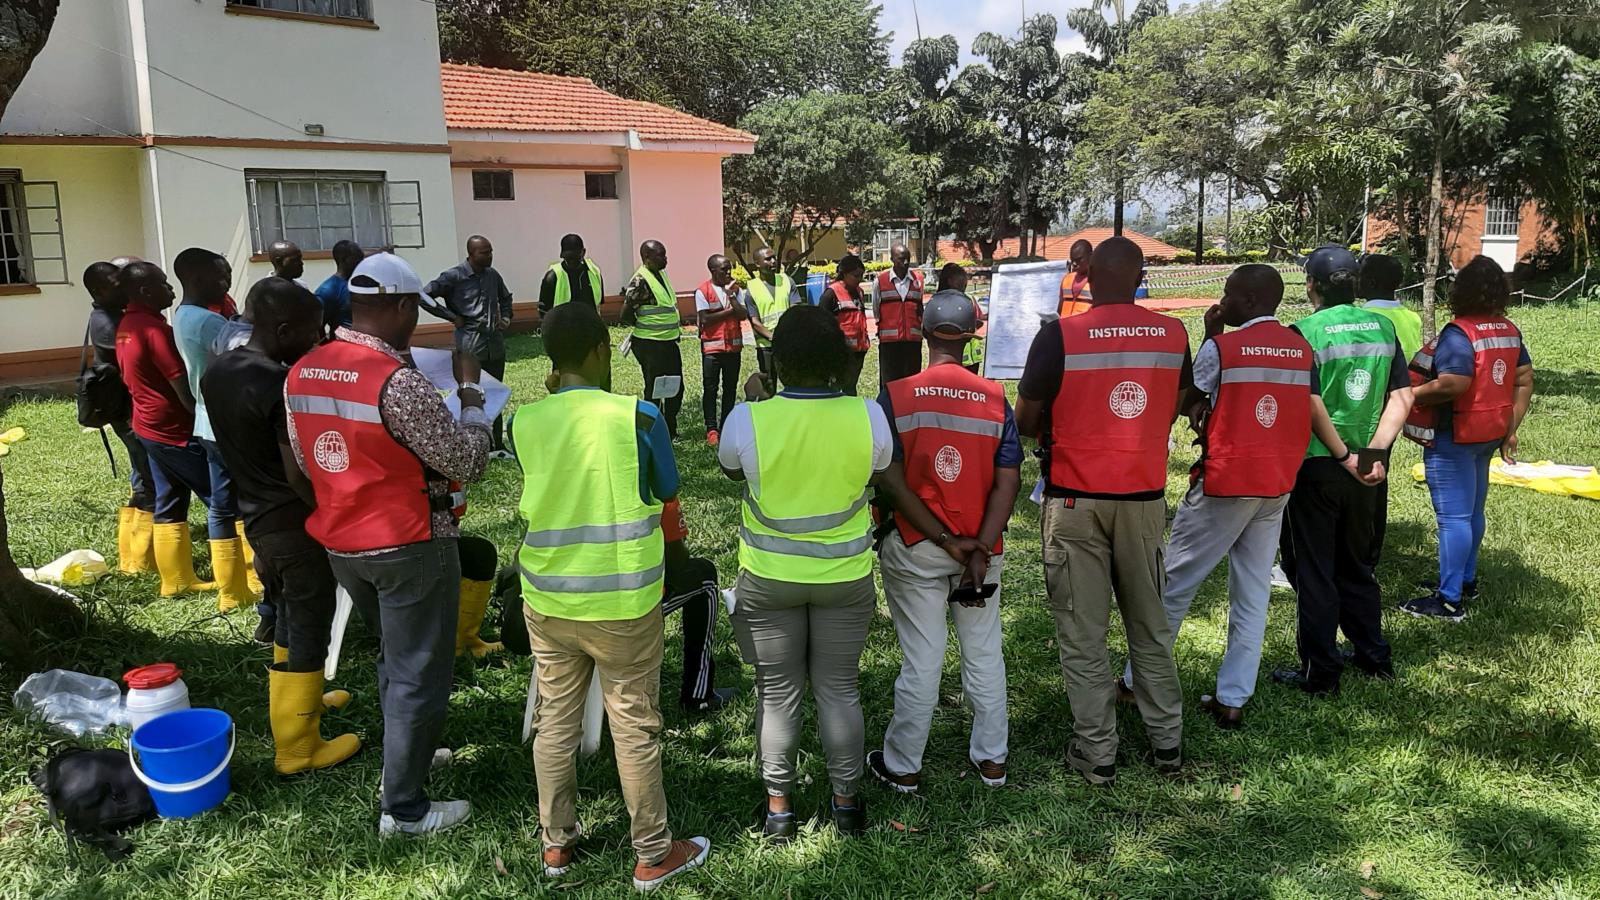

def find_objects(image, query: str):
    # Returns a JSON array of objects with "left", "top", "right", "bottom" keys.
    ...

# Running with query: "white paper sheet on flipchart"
[
  {"left": 408, "top": 346, "right": 512, "bottom": 422},
  {"left": 984, "top": 259, "right": 1072, "bottom": 380}
]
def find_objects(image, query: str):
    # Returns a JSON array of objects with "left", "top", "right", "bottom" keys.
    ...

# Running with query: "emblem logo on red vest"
[
  {"left": 1109, "top": 381, "right": 1148, "bottom": 419},
  {"left": 934, "top": 445, "right": 963, "bottom": 482},
  {"left": 1491, "top": 358, "right": 1507, "bottom": 385},
  {"left": 1255, "top": 394, "right": 1279, "bottom": 428},
  {"left": 313, "top": 431, "right": 350, "bottom": 473}
]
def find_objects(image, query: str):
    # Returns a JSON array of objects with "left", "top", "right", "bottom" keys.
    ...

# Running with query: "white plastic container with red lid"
[{"left": 123, "top": 663, "right": 190, "bottom": 730}]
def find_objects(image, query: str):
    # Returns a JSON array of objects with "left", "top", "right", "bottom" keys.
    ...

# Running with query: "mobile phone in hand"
[
  {"left": 948, "top": 582, "right": 999, "bottom": 605},
  {"left": 1357, "top": 447, "right": 1389, "bottom": 476}
]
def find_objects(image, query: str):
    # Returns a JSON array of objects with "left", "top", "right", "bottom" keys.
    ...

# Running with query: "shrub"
[
  {"left": 1174, "top": 250, "right": 1197, "bottom": 264},
  {"left": 731, "top": 264, "right": 752, "bottom": 283},
  {"left": 1244, "top": 249, "right": 1268, "bottom": 261}
]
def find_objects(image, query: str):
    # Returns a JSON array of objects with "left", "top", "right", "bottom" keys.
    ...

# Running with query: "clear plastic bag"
[{"left": 14, "top": 669, "right": 125, "bottom": 737}]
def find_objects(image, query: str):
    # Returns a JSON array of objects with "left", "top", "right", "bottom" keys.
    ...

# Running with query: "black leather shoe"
[
  {"left": 1153, "top": 744, "right": 1182, "bottom": 774},
  {"left": 1067, "top": 739, "right": 1116, "bottom": 786},
  {"left": 830, "top": 795, "right": 867, "bottom": 836},
  {"left": 253, "top": 617, "right": 275, "bottom": 646},
  {"left": 753, "top": 801, "right": 797, "bottom": 845},
  {"left": 1271, "top": 668, "right": 1340, "bottom": 696},
  {"left": 1340, "top": 648, "right": 1396, "bottom": 680}
]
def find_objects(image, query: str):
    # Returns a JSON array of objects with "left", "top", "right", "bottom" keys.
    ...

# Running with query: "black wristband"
[{"left": 1334, "top": 449, "right": 1352, "bottom": 463}]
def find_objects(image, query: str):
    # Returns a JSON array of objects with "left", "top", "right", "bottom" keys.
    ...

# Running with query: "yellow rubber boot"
[
  {"left": 269, "top": 665, "right": 360, "bottom": 775},
  {"left": 275, "top": 643, "right": 351, "bottom": 710},
  {"left": 116, "top": 508, "right": 145, "bottom": 574},
  {"left": 455, "top": 577, "right": 503, "bottom": 658},
  {"left": 209, "top": 537, "right": 257, "bottom": 613},
  {"left": 152, "top": 522, "right": 218, "bottom": 597},
  {"left": 132, "top": 509, "right": 158, "bottom": 572},
  {"left": 235, "top": 521, "right": 264, "bottom": 596}
]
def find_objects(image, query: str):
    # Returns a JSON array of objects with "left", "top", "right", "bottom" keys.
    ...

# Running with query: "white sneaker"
[{"left": 378, "top": 799, "right": 471, "bottom": 837}]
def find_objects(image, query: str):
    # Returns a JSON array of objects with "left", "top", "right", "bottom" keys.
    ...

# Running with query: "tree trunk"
[
  {"left": 1421, "top": 145, "right": 1444, "bottom": 340},
  {"left": 1194, "top": 176, "right": 1206, "bottom": 261},
  {"left": 0, "top": 0, "right": 61, "bottom": 120},
  {"left": 1225, "top": 175, "right": 1234, "bottom": 251},
  {"left": 1113, "top": 172, "right": 1126, "bottom": 236},
  {"left": 0, "top": 462, "right": 86, "bottom": 667}
]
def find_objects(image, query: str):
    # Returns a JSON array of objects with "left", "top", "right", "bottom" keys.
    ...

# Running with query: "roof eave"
[
  {"left": 447, "top": 128, "right": 632, "bottom": 146},
  {"left": 635, "top": 138, "right": 756, "bottom": 155}
]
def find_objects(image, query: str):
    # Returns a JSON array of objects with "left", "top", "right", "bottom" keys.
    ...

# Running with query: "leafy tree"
[
  {"left": 723, "top": 92, "right": 912, "bottom": 265},
  {"left": 0, "top": 0, "right": 58, "bottom": 119}
]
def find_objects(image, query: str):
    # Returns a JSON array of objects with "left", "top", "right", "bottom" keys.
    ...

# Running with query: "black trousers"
[
  {"left": 701, "top": 351, "right": 741, "bottom": 434},
  {"left": 841, "top": 351, "right": 868, "bottom": 396},
  {"left": 756, "top": 346, "right": 775, "bottom": 380},
  {"left": 1279, "top": 458, "right": 1393, "bottom": 687},
  {"left": 633, "top": 338, "right": 682, "bottom": 437},
  {"left": 254, "top": 527, "right": 340, "bottom": 673},
  {"left": 481, "top": 350, "right": 507, "bottom": 451},
  {"left": 879, "top": 340, "right": 923, "bottom": 387},
  {"left": 663, "top": 555, "right": 721, "bottom": 705}
]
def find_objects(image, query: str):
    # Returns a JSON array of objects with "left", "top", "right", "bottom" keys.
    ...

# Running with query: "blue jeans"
[
  {"left": 1424, "top": 435, "right": 1499, "bottom": 602},
  {"left": 140, "top": 437, "right": 236, "bottom": 539}
]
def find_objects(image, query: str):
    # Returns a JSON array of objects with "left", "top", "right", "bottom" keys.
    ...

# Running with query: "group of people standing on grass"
[{"left": 77, "top": 228, "right": 1533, "bottom": 893}]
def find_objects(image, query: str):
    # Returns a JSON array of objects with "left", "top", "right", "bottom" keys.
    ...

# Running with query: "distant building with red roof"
[{"left": 937, "top": 228, "right": 1184, "bottom": 263}]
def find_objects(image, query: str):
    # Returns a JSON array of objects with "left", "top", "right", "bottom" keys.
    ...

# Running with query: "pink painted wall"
[{"left": 623, "top": 150, "right": 728, "bottom": 294}]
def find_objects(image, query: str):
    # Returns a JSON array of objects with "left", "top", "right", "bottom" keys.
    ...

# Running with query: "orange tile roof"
[
  {"left": 938, "top": 228, "right": 1185, "bottom": 262},
  {"left": 440, "top": 63, "right": 755, "bottom": 146}
]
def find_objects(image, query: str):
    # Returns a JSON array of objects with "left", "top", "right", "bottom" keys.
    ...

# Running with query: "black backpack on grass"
[{"left": 30, "top": 748, "right": 155, "bottom": 861}]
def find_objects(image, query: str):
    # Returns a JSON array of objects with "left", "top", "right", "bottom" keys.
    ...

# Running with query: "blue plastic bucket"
[
  {"left": 128, "top": 708, "right": 234, "bottom": 818},
  {"left": 806, "top": 272, "right": 827, "bottom": 305}
]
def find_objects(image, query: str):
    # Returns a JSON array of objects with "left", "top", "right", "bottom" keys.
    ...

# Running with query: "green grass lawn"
[{"left": 2, "top": 299, "right": 1599, "bottom": 899}]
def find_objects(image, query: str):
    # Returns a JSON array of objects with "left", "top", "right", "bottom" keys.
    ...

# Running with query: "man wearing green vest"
[
  {"left": 1272, "top": 246, "right": 1413, "bottom": 696},
  {"left": 622, "top": 240, "right": 684, "bottom": 438},
  {"left": 1359, "top": 253, "right": 1424, "bottom": 361},
  {"left": 538, "top": 233, "right": 604, "bottom": 314},
  {"left": 512, "top": 302, "right": 710, "bottom": 891},
  {"left": 741, "top": 246, "right": 800, "bottom": 379}
]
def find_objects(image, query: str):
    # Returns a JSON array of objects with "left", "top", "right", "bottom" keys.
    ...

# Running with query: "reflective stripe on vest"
[
  {"left": 549, "top": 260, "right": 602, "bottom": 306},
  {"left": 887, "top": 364, "right": 1007, "bottom": 550},
  {"left": 828, "top": 282, "right": 871, "bottom": 352},
  {"left": 1298, "top": 304, "right": 1397, "bottom": 458},
  {"left": 1202, "top": 323, "right": 1314, "bottom": 498},
  {"left": 1449, "top": 315, "right": 1522, "bottom": 443},
  {"left": 738, "top": 395, "right": 875, "bottom": 583},
  {"left": 511, "top": 389, "right": 665, "bottom": 620},
  {"left": 697, "top": 279, "right": 745, "bottom": 353},
  {"left": 632, "top": 267, "right": 681, "bottom": 341},
  {"left": 285, "top": 339, "right": 433, "bottom": 553},
  {"left": 875, "top": 270, "right": 923, "bottom": 343},
  {"left": 1403, "top": 338, "right": 1440, "bottom": 448},
  {"left": 747, "top": 275, "right": 794, "bottom": 349},
  {"left": 1047, "top": 304, "right": 1186, "bottom": 495}
]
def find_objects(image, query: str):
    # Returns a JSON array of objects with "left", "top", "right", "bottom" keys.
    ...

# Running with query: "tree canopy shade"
[
  {"left": 722, "top": 92, "right": 913, "bottom": 266},
  {"left": 435, "top": 0, "right": 891, "bottom": 126}
]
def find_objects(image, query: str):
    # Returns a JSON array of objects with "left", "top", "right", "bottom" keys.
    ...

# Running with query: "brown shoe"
[
  {"left": 1114, "top": 677, "right": 1136, "bottom": 705},
  {"left": 632, "top": 837, "right": 710, "bottom": 893},
  {"left": 1200, "top": 695, "right": 1244, "bottom": 730},
  {"left": 868, "top": 750, "right": 920, "bottom": 793},
  {"left": 971, "top": 757, "right": 1007, "bottom": 787},
  {"left": 543, "top": 845, "right": 575, "bottom": 877}
]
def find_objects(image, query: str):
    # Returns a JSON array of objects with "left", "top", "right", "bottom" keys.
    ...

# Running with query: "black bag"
[
  {"left": 30, "top": 748, "right": 156, "bottom": 861},
  {"left": 496, "top": 566, "right": 531, "bottom": 656},
  {"left": 75, "top": 324, "right": 131, "bottom": 431}
]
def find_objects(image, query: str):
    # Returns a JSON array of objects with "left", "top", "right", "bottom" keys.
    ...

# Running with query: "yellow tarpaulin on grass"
[{"left": 1411, "top": 458, "right": 1600, "bottom": 501}]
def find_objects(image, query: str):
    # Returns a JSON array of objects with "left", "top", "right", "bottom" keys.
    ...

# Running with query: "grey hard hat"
[{"left": 921, "top": 289, "right": 979, "bottom": 337}]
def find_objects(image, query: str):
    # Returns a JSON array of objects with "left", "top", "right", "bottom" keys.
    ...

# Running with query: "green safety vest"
[
  {"left": 739, "top": 395, "right": 875, "bottom": 584},
  {"left": 1362, "top": 301, "right": 1424, "bottom": 362},
  {"left": 1298, "top": 303, "right": 1400, "bottom": 457},
  {"left": 631, "top": 266, "right": 681, "bottom": 341},
  {"left": 549, "top": 260, "right": 603, "bottom": 306},
  {"left": 746, "top": 274, "right": 795, "bottom": 349},
  {"left": 512, "top": 389, "right": 664, "bottom": 621},
  {"left": 963, "top": 335, "right": 984, "bottom": 370}
]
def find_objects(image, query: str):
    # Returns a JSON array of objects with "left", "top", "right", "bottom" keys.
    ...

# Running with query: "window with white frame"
[
  {"left": 227, "top": 0, "right": 372, "bottom": 21},
  {"left": 0, "top": 170, "right": 66, "bottom": 286},
  {"left": 1484, "top": 193, "right": 1521, "bottom": 238},
  {"left": 245, "top": 170, "right": 423, "bottom": 253},
  {"left": 872, "top": 227, "right": 910, "bottom": 262}
]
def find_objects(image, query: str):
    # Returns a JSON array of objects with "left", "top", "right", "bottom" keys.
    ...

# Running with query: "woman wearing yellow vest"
[{"left": 717, "top": 305, "right": 986, "bottom": 844}]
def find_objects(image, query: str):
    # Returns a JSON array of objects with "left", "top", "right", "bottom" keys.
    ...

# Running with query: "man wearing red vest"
[
  {"left": 873, "top": 244, "right": 925, "bottom": 387},
  {"left": 1117, "top": 265, "right": 1359, "bottom": 729},
  {"left": 867, "top": 289, "right": 1022, "bottom": 794},
  {"left": 695, "top": 255, "right": 746, "bottom": 446},
  {"left": 285, "top": 253, "right": 492, "bottom": 837},
  {"left": 820, "top": 254, "right": 872, "bottom": 395},
  {"left": 1016, "top": 236, "right": 1191, "bottom": 785}
]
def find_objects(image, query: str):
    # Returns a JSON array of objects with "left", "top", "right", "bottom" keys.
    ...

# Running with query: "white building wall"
[{"left": 2, "top": 0, "right": 138, "bottom": 136}]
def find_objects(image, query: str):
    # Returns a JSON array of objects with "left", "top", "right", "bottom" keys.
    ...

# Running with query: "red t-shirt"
[{"left": 116, "top": 305, "right": 195, "bottom": 446}]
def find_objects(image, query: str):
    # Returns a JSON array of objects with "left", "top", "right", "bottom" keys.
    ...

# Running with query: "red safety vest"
[
  {"left": 887, "top": 363, "right": 1008, "bottom": 552},
  {"left": 285, "top": 339, "right": 434, "bottom": 553},
  {"left": 1202, "top": 323, "right": 1314, "bottom": 497},
  {"left": 827, "top": 281, "right": 871, "bottom": 352},
  {"left": 1048, "top": 304, "right": 1187, "bottom": 495},
  {"left": 875, "top": 269, "right": 923, "bottom": 344},
  {"left": 1448, "top": 315, "right": 1522, "bottom": 443},
  {"left": 697, "top": 280, "right": 744, "bottom": 354},
  {"left": 1403, "top": 341, "right": 1439, "bottom": 447}
]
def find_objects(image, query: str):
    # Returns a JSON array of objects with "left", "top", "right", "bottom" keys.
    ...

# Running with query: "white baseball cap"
[{"left": 349, "top": 252, "right": 425, "bottom": 296}]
